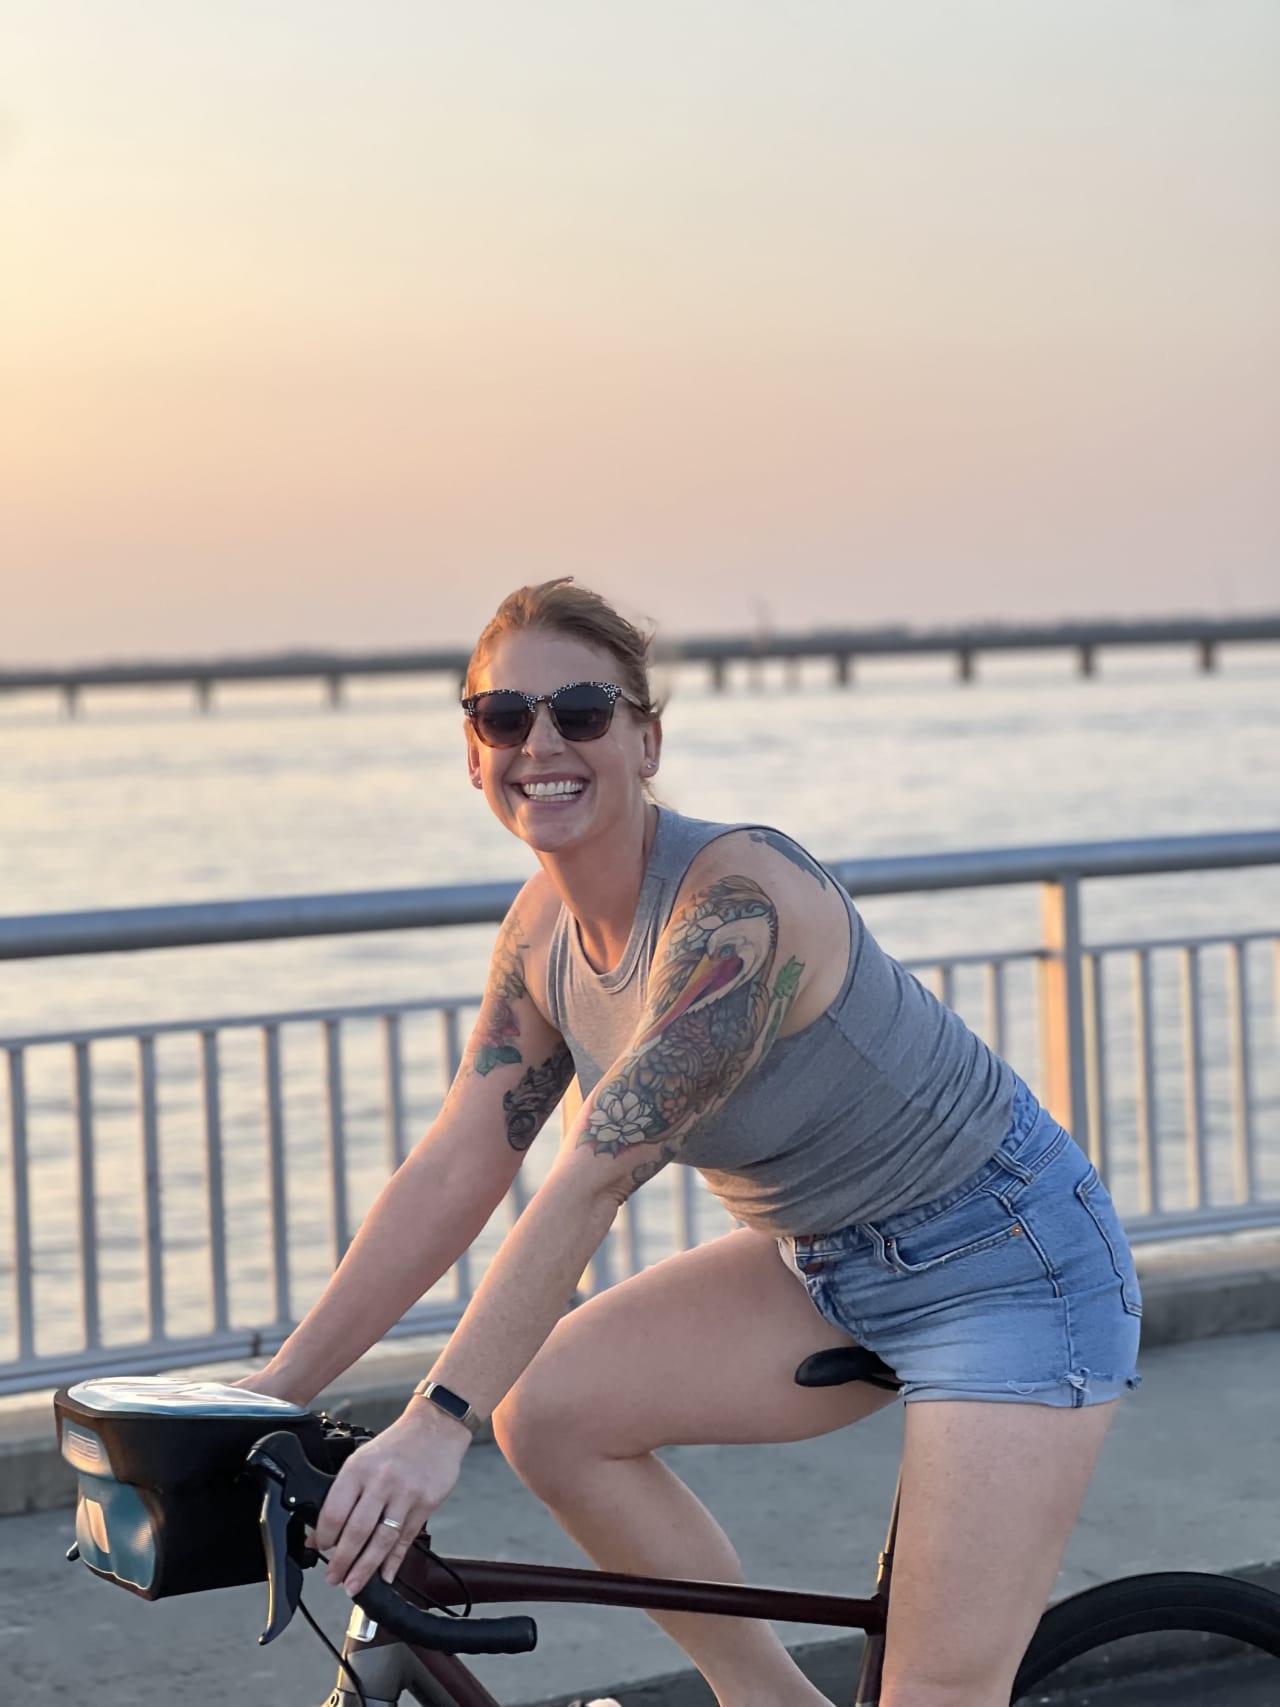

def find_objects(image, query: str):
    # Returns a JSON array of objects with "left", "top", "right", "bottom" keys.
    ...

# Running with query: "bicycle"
[{"left": 55, "top": 1352, "right": 1280, "bottom": 1706}]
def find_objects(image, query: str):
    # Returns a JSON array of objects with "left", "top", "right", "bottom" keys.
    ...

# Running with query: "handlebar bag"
[{"left": 54, "top": 1377, "right": 332, "bottom": 1600}]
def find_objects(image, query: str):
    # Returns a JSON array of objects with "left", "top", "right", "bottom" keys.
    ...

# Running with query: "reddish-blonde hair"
[{"left": 464, "top": 579, "right": 662, "bottom": 719}]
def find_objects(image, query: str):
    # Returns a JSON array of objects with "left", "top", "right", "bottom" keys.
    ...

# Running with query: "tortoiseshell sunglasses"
[{"left": 461, "top": 681, "right": 646, "bottom": 747}]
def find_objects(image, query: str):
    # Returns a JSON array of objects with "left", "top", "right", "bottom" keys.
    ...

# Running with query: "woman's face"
[{"left": 465, "top": 629, "right": 661, "bottom": 855}]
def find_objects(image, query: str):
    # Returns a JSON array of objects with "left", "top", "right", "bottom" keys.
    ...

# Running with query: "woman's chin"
[{"left": 509, "top": 796, "right": 606, "bottom": 855}]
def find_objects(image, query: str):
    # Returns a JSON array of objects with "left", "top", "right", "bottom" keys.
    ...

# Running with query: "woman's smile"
[{"left": 509, "top": 774, "right": 591, "bottom": 805}]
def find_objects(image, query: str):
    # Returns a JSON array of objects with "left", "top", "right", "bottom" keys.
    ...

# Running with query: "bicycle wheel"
[{"left": 1012, "top": 1571, "right": 1280, "bottom": 1702}]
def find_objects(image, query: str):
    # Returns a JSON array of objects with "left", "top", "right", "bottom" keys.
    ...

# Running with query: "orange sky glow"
[{"left": 3, "top": 2, "right": 1278, "bottom": 663}]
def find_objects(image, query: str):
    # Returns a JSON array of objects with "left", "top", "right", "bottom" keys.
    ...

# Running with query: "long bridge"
[{"left": 2, "top": 613, "right": 1278, "bottom": 715}]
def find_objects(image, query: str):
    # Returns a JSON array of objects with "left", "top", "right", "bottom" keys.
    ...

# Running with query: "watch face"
[{"left": 429, "top": 1384, "right": 468, "bottom": 1420}]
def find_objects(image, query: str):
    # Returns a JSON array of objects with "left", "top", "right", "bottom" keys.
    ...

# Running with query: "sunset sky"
[{"left": 4, "top": 2, "right": 1278, "bottom": 665}]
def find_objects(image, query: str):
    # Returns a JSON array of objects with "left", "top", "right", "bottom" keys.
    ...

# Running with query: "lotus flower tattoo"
[{"left": 585, "top": 1089, "right": 656, "bottom": 1155}]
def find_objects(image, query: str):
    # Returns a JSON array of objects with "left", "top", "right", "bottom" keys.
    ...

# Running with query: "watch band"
[{"left": 411, "top": 1377, "right": 482, "bottom": 1438}]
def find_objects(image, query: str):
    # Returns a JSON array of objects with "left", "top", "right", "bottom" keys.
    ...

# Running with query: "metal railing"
[{"left": 2, "top": 829, "right": 1278, "bottom": 1396}]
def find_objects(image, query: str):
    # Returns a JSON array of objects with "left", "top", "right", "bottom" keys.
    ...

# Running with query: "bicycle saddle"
[{"left": 794, "top": 1346, "right": 902, "bottom": 1391}]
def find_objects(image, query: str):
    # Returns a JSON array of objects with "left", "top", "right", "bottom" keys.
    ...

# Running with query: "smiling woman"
[{"left": 234, "top": 578, "right": 1143, "bottom": 1707}]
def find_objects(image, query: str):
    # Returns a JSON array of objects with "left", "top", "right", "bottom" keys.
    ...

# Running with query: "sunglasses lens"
[
  {"left": 472, "top": 693, "right": 531, "bottom": 747},
  {"left": 550, "top": 684, "right": 615, "bottom": 741}
]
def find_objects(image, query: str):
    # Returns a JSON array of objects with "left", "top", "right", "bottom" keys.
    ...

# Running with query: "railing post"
[{"left": 1038, "top": 877, "right": 1090, "bottom": 1152}]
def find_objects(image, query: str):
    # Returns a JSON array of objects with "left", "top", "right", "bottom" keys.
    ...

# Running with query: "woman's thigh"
[
  {"left": 883, "top": 1398, "right": 1116, "bottom": 1700},
  {"left": 496, "top": 1228, "right": 896, "bottom": 1458}
]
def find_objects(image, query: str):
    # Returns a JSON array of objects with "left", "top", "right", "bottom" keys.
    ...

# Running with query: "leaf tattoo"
[{"left": 760, "top": 956, "right": 805, "bottom": 1056}]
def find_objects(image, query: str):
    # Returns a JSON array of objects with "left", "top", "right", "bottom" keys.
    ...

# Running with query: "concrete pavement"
[
  {"left": 4, "top": 1226, "right": 1279, "bottom": 1519},
  {"left": 1, "top": 1324, "right": 1277, "bottom": 1705}
]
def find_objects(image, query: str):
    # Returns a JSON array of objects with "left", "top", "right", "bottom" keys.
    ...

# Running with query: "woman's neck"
[{"left": 536, "top": 801, "right": 659, "bottom": 974}]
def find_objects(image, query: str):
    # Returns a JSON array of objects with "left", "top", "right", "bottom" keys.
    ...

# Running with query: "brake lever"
[{"left": 243, "top": 1430, "right": 338, "bottom": 1645}]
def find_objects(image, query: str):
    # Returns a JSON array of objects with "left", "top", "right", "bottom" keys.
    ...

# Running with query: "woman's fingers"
[
  {"left": 349, "top": 1502, "right": 430, "bottom": 1595},
  {"left": 322, "top": 1484, "right": 388, "bottom": 1588},
  {"left": 311, "top": 1410, "right": 467, "bottom": 1596},
  {"left": 379, "top": 1504, "right": 435, "bottom": 1585},
  {"left": 312, "top": 1464, "right": 361, "bottom": 1554}
]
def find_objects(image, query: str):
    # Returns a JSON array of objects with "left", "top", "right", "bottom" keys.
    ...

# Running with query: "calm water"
[{"left": 2, "top": 647, "right": 1278, "bottom": 1358}]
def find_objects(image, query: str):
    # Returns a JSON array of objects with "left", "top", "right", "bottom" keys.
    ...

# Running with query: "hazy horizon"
[
  {"left": 9, "top": 606, "right": 1280, "bottom": 678},
  {"left": 4, "top": 2, "right": 1277, "bottom": 667}
]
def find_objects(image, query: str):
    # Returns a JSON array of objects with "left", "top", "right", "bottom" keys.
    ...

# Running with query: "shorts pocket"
[
  {"left": 868, "top": 1188, "right": 1034, "bottom": 1277},
  {"left": 1077, "top": 1168, "right": 1143, "bottom": 1317}
]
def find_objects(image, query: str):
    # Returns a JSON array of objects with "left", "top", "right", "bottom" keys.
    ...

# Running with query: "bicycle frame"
[{"left": 330, "top": 1477, "right": 903, "bottom": 1707}]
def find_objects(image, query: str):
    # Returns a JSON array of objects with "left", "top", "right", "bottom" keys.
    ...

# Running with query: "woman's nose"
[{"left": 522, "top": 702, "right": 564, "bottom": 752}]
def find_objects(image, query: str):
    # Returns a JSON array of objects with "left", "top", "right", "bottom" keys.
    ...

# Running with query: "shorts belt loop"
[{"left": 996, "top": 1150, "right": 1036, "bottom": 1184}]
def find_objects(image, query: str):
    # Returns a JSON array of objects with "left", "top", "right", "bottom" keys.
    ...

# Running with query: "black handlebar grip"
[{"left": 354, "top": 1577, "right": 537, "bottom": 1654}]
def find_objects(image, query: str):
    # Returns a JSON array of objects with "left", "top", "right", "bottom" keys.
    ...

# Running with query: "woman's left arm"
[{"left": 316, "top": 834, "right": 832, "bottom": 1594}]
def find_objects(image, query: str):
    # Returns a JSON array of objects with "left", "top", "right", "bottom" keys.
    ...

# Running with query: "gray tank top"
[{"left": 546, "top": 806, "right": 1017, "bottom": 1236}]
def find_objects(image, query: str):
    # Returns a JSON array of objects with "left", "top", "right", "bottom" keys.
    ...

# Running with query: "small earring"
[{"left": 643, "top": 760, "right": 657, "bottom": 774}]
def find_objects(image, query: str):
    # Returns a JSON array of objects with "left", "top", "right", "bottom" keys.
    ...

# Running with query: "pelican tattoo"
[{"left": 583, "top": 875, "right": 804, "bottom": 1161}]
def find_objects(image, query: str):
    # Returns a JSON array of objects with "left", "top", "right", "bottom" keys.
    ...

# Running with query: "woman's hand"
[
  {"left": 311, "top": 1403, "right": 471, "bottom": 1596},
  {"left": 228, "top": 1368, "right": 310, "bottom": 1405}
]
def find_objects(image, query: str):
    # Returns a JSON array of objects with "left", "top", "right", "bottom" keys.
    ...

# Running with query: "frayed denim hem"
[{"left": 901, "top": 1369, "right": 1142, "bottom": 1408}]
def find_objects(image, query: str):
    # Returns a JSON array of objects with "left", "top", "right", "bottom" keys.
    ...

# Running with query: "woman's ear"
[
  {"left": 466, "top": 730, "right": 484, "bottom": 790},
  {"left": 642, "top": 717, "right": 663, "bottom": 776}
]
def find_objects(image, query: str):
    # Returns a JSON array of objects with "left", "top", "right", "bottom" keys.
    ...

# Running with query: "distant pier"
[{"left": 3, "top": 615, "right": 1278, "bottom": 716}]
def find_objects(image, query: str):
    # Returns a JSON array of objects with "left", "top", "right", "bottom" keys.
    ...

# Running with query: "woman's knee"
[{"left": 491, "top": 1347, "right": 602, "bottom": 1490}]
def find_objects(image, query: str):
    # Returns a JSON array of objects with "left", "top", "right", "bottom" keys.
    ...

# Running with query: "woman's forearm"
[
  {"left": 424, "top": 1172, "right": 616, "bottom": 1423},
  {"left": 260, "top": 1137, "right": 513, "bottom": 1405}
]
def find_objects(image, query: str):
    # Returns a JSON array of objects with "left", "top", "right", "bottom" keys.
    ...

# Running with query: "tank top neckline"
[{"left": 568, "top": 803, "right": 671, "bottom": 991}]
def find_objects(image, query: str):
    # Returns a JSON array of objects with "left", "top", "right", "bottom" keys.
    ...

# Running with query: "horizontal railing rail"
[
  {"left": 5, "top": 830, "right": 1280, "bottom": 962},
  {"left": 2, "top": 830, "right": 1278, "bottom": 1395}
]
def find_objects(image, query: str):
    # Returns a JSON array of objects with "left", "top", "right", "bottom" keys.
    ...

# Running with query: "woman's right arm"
[{"left": 240, "top": 879, "right": 572, "bottom": 1406}]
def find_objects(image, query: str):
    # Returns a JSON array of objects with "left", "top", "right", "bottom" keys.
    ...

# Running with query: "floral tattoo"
[
  {"left": 579, "top": 875, "right": 804, "bottom": 1188},
  {"left": 503, "top": 1046, "right": 575, "bottom": 1152},
  {"left": 461, "top": 908, "right": 575, "bottom": 1151}
]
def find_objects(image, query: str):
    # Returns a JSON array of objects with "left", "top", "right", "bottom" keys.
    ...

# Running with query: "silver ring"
[{"left": 380, "top": 1517, "right": 403, "bottom": 1531}]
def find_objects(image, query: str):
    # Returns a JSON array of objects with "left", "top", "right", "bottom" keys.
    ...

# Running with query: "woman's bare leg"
[
  {"left": 492, "top": 1227, "right": 893, "bottom": 1707},
  {"left": 877, "top": 1398, "right": 1117, "bottom": 1706}
]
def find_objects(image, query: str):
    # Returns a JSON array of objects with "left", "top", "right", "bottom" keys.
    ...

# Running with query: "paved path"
[
  {"left": 2, "top": 1331, "right": 1277, "bottom": 1705},
  {"left": 1084, "top": 1662, "right": 1278, "bottom": 1705}
]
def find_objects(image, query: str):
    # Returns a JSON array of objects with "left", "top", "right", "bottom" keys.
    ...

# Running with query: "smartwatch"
[{"left": 411, "top": 1378, "right": 482, "bottom": 1439}]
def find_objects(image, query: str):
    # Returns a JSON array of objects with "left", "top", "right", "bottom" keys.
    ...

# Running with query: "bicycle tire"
[{"left": 1011, "top": 1570, "right": 1280, "bottom": 1700}]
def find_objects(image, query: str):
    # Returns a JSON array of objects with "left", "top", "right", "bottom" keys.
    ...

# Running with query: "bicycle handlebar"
[
  {"left": 243, "top": 1430, "right": 537, "bottom": 1656},
  {"left": 352, "top": 1573, "right": 537, "bottom": 1655}
]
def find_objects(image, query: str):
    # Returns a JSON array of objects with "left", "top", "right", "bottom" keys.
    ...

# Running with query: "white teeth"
[{"left": 520, "top": 780, "right": 585, "bottom": 799}]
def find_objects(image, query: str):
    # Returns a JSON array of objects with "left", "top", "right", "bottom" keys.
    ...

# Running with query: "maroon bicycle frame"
[{"left": 354, "top": 1477, "right": 902, "bottom": 1707}]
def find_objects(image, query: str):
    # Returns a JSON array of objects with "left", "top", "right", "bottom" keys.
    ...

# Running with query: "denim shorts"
[{"left": 778, "top": 1082, "right": 1143, "bottom": 1407}]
